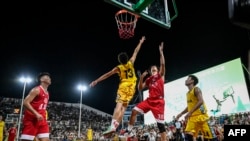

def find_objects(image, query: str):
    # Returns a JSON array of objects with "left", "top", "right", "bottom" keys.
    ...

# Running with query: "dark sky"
[{"left": 1, "top": 0, "right": 250, "bottom": 115}]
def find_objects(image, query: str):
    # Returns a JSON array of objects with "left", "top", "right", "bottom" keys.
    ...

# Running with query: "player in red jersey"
[
  {"left": 8, "top": 122, "right": 17, "bottom": 141},
  {"left": 20, "top": 72, "right": 51, "bottom": 141},
  {"left": 126, "top": 42, "right": 167, "bottom": 141}
]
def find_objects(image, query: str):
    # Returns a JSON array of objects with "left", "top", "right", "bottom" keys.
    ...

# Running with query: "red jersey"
[
  {"left": 24, "top": 85, "right": 49, "bottom": 119},
  {"left": 146, "top": 73, "right": 164, "bottom": 98},
  {"left": 8, "top": 127, "right": 17, "bottom": 141}
]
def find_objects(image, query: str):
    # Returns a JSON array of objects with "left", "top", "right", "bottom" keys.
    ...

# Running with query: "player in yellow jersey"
[
  {"left": 176, "top": 75, "right": 218, "bottom": 141},
  {"left": 86, "top": 126, "right": 93, "bottom": 141},
  {"left": 0, "top": 115, "right": 7, "bottom": 141},
  {"left": 89, "top": 36, "right": 146, "bottom": 135},
  {"left": 113, "top": 133, "right": 119, "bottom": 141},
  {"left": 0, "top": 115, "right": 6, "bottom": 141}
]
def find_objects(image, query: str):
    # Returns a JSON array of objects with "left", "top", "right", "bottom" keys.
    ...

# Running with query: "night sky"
[{"left": 1, "top": 0, "right": 249, "bottom": 115}]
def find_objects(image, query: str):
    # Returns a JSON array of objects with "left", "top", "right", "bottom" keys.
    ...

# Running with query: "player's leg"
[
  {"left": 104, "top": 84, "right": 131, "bottom": 135},
  {"left": 111, "top": 102, "right": 123, "bottom": 129},
  {"left": 37, "top": 135, "right": 49, "bottom": 141},
  {"left": 127, "top": 100, "right": 149, "bottom": 131},
  {"left": 111, "top": 86, "right": 134, "bottom": 131},
  {"left": 36, "top": 120, "right": 50, "bottom": 141},
  {"left": 118, "top": 103, "right": 128, "bottom": 123},
  {"left": 151, "top": 99, "right": 167, "bottom": 141},
  {"left": 20, "top": 120, "right": 38, "bottom": 141},
  {"left": 198, "top": 114, "right": 217, "bottom": 141},
  {"left": 127, "top": 109, "right": 139, "bottom": 130},
  {"left": 34, "top": 136, "right": 39, "bottom": 141},
  {"left": 103, "top": 102, "right": 123, "bottom": 135},
  {"left": 184, "top": 117, "right": 197, "bottom": 141},
  {"left": 103, "top": 85, "right": 132, "bottom": 136},
  {"left": 116, "top": 83, "right": 136, "bottom": 132},
  {"left": 156, "top": 122, "right": 167, "bottom": 141},
  {"left": 201, "top": 124, "right": 218, "bottom": 141},
  {"left": 117, "top": 84, "right": 135, "bottom": 125}
]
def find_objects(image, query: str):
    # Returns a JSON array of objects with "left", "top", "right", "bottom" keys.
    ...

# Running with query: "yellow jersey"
[
  {"left": 87, "top": 128, "right": 93, "bottom": 140},
  {"left": 0, "top": 121, "right": 5, "bottom": 141},
  {"left": 187, "top": 87, "right": 208, "bottom": 116},
  {"left": 117, "top": 61, "right": 137, "bottom": 83}
]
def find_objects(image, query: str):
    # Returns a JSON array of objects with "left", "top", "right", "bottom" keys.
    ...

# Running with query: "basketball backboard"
[{"left": 104, "top": 0, "right": 178, "bottom": 29}]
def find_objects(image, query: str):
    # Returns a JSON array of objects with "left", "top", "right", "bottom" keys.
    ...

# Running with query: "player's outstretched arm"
[
  {"left": 159, "top": 42, "right": 165, "bottom": 78},
  {"left": 89, "top": 67, "right": 119, "bottom": 87},
  {"left": 129, "top": 36, "right": 146, "bottom": 64}
]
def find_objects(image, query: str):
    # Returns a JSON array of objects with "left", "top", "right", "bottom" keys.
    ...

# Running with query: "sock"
[
  {"left": 111, "top": 119, "right": 119, "bottom": 129},
  {"left": 127, "top": 124, "right": 133, "bottom": 131}
]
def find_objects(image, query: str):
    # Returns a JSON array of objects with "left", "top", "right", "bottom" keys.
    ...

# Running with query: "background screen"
[{"left": 143, "top": 57, "right": 250, "bottom": 124}]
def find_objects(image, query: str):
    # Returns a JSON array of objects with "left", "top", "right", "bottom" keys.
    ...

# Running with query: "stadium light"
[
  {"left": 77, "top": 84, "right": 87, "bottom": 138},
  {"left": 17, "top": 76, "right": 32, "bottom": 140}
]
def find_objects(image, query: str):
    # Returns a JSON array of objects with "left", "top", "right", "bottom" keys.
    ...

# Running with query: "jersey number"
[
  {"left": 124, "top": 69, "right": 134, "bottom": 79},
  {"left": 39, "top": 103, "right": 47, "bottom": 110}
]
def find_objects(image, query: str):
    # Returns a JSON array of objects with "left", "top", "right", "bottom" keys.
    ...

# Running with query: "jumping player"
[
  {"left": 125, "top": 42, "right": 167, "bottom": 141},
  {"left": 89, "top": 36, "right": 146, "bottom": 135}
]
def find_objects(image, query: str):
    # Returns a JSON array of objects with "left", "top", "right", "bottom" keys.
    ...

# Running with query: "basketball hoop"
[{"left": 115, "top": 9, "right": 139, "bottom": 39}]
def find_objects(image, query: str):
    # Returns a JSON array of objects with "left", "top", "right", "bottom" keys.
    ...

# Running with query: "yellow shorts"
[
  {"left": 185, "top": 114, "right": 217, "bottom": 139},
  {"left": 116, "top": 81, "right": 136, "bottom": 104}
]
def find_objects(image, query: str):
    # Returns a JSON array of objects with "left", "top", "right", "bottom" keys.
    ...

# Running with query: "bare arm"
[
  {"left": 159, "top": 42, "right": 165, "bottom": 79},
  {"left": 176, "top": 107, "right": 188, "bottom": 120},
  {"left": 89, "top": 67, "right": 119, "bottom": 87},
  {"left": 138, "top": 70, "right": 148, "bottom": 91},
  {"left": 178, "top": 87, "right": 204, "bottom": 120},
  {"left": 129, "top": 36, "right": 146, "bottom": 64}
]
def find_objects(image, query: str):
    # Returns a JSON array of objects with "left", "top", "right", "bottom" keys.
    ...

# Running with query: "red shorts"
[
  {"left": 20, "top": 114, "right": 49, "bottom": 140},
  {"left": 134, "top": 97, "right": 165, "bottom": 123}
]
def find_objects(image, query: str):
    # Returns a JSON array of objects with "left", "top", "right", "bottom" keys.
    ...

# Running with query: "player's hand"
[
  {"left": 184, "top": 112, "right": 191, "bottom": 121},
  {"left": 36, "top": 113, "right": 44, "bottom": 121},
  {"left": 141, "top": 71, "right": 148, "bottom": 77},
  {"left": 176, "top": 114, "right": 181, "bottom": 121},
  {"left": 140, "top": 36, "right": 146, "bottom": 43},
  {"left": 89, "top": 81, "right": 97, "bottom": 87},
  {"left": 159, "top": 42, "right": 164, "bottom": 52}
]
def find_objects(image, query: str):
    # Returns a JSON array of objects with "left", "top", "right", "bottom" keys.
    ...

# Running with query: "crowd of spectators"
[{"left": 1, "top": 97, "right": 250, "bottom": 141}]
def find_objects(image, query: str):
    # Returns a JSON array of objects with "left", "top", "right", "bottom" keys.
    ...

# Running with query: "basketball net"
[{"left": 115, "top": 9, "right": 139, "bottom": 39}]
